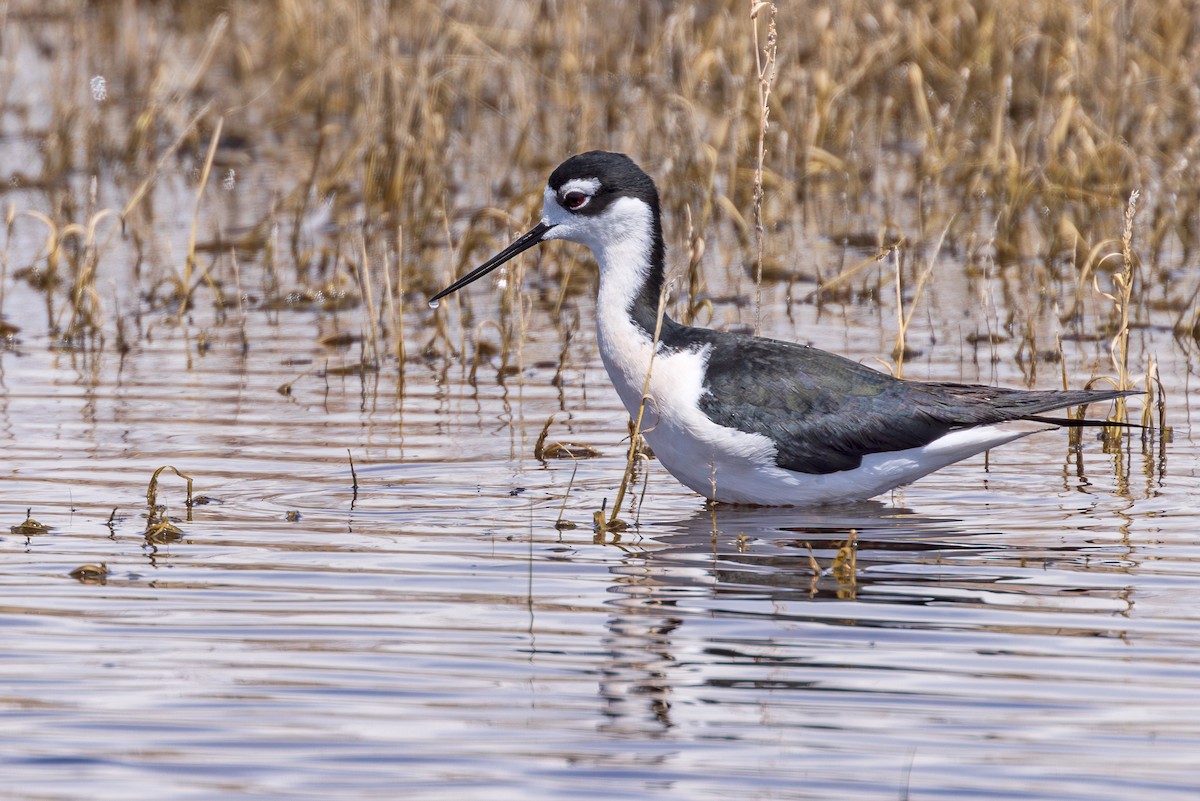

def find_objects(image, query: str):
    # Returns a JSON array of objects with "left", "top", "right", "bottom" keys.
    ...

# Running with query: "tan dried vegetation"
[{"left": 0, "top": 0, "right": 1190, "bottom": 513}]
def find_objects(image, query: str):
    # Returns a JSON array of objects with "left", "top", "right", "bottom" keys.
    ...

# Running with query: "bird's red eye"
[{"left": 562, "top": 191, "right": 588, "bottom": 210}]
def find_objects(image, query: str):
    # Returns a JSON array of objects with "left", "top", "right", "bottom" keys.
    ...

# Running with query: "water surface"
[{"left": 2, "top": 247, "right": 1197, "bottom": 800}]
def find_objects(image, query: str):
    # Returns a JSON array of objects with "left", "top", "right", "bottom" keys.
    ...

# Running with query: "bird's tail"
[{"left": 1021, "top": 414, "right": 1143, "bottom": 429}]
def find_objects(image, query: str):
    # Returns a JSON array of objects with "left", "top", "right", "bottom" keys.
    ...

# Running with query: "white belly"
[
  {"left": 659, "top": 423, "right": 1040, "bottom": 506},
  {"left": 596, "top": 323, "right": 1042, "bottom": 505},
  {"left": 603, "top": 344, "right": 782, "bottom": 502}
]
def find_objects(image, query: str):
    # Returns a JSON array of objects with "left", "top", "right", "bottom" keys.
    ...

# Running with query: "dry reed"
[
  {"left": 4, "top": 3, "right": 1194, "bottom": 355},
  {"left": 606, "top": 282, "right": 671, "bottom": 531},
  {"left": 3, "top": 0, "right": 1195, "bottom": 517},
  {"left": 749, "top": 1, "right": 778, "bottom": 334}
]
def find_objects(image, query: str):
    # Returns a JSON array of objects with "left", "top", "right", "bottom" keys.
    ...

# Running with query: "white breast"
[{"left": 596, "top": 329, "right": 781, "bottom": 500}]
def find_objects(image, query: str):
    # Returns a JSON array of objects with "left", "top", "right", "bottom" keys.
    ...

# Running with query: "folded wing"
[{"left": 692, "top": 331, "right": 1133, "bottom": 475}]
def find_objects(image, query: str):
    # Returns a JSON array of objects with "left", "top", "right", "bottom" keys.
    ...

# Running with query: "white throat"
[
  {"left": 588, "top": 197, "right": 657, "bottom": 331},
  {"left": 584, "top": 198, "right": 662, "bottom": 418}
]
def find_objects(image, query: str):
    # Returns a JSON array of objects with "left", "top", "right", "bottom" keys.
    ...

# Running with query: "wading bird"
[{"left": 431, "top": 151, "right": 1135, "bottom": 505}]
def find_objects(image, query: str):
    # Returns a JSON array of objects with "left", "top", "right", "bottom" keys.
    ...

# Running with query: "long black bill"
[{"left": 429, "top": 221, "right": 553, "bottom": 304}]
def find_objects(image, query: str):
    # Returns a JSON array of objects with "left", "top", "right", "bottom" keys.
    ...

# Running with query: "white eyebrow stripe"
[{"left": 559, "top": 177, "right": 601, "bottom": 196}]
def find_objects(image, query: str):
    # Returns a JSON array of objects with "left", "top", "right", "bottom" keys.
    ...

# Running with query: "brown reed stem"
[
  {"left": 358, "top": 236, "right": 380, "bottom": 367},
  {"left": 608, "top": 283, "right": 670, "bottom": 528},
  {"left": 183, "top": 116, "right": 223, "bottom": 319},
  {"left": 750, "top": 1, "right": 777, "bottom": 335}
]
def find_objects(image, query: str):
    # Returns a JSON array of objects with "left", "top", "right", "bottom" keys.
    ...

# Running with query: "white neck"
[
  {"left": 588, "top": 198, "right": 661, "bottom": 416},
  {"left": 592, "top": 200, "right": 656, "bottom": 329}
]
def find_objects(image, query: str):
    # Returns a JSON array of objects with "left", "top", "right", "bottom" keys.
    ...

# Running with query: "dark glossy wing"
[{"left": 688, "top": 330, "right": 1133, "bottom": 475}]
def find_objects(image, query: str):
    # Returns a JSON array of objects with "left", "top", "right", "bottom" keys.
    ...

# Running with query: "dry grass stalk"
[
  {"left": 182, "top": 116, "right": 223, "bottom": 318},
  {"left": 0, "top": 204, "right": 13, "bottom": 321},
  {"left": 891, "top": 221, "right": 950, "bottom": 376},
  {"left": 749, "top": 1, "right": 778, "bottom": 334},
  {"left": 383, "top": 225, "right": 407, "bottom": 379},
  {"left": 1091, "top": 189, "right": 1140, "bottom": 447},
  {"left": 554, "top": 459, "right": 580, "bottom": 531},
  {"left": 606, "top": 283, "right": 671, "bottom": 530},
  {"left": 62, "top": 209, "right": 118, "bottom": 340},
  {"left": 120, "top": 106, "right": 210, "bottom": 216},
  {"left": 146, "top": 465, "right": 195, "bottom": 510},
  {"left": 145, "top": 465, "right": 195, "bottom": 535},
  {"left": 832, "top": 530, "right": 858, "bottom": 600},
  {"left": 534, "top": 414, "right": 600, "bottom": 461},
  {"left": 357, "top": 236, "right": 381, "bottom": 368},
  {"left": 801, "top": 530, "right": 858, "bottom": 598},
  {"left": 680, "top": 205, "right": 712, "bottom": 326}
]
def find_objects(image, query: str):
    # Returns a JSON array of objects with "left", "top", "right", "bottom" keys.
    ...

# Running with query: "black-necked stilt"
[{"left": 431, "top": 151, "right": 1136, "bottom": 506}]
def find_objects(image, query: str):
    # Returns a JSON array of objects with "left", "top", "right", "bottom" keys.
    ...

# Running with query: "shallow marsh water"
[
  {"left": 3, "top": 4, "right": 1200, "bottom": 800},
  {"left": 3, "top": 229, "right": 1198, "bottom": 800}
]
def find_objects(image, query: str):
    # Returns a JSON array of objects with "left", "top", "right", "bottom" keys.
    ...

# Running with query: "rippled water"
[{"left": 3, "top": 236, "right": 1198, "bottom": 800}]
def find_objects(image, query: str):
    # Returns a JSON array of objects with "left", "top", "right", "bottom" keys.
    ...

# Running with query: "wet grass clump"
[{"left": 11, "top": 509, "right": 50, "bottom": 537}]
